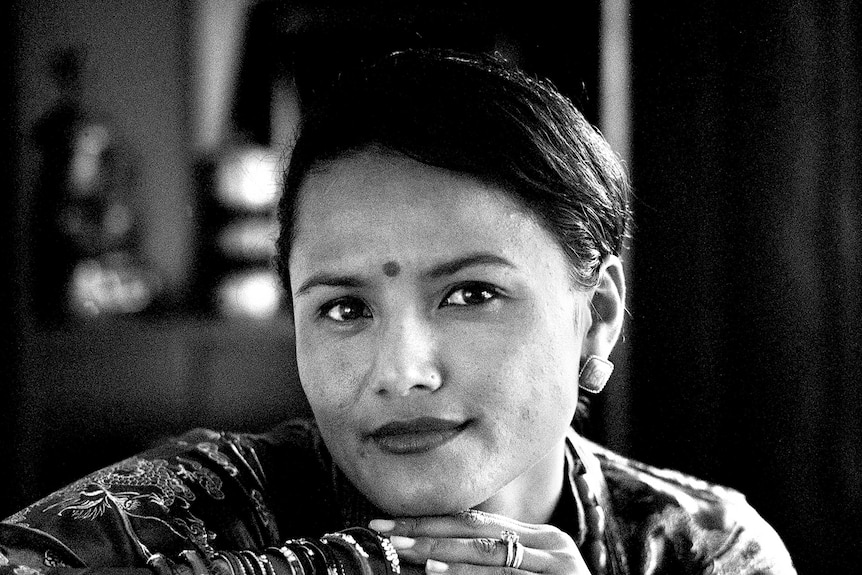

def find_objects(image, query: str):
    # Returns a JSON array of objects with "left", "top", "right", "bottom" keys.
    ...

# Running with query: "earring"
[{"left": 578, "top": 355, "right": 614, "bottom": 394}]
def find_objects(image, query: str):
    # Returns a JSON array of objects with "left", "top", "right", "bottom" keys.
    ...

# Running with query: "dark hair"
[{"left": 275, "top": 48, "right": 630, "bottom": 291}]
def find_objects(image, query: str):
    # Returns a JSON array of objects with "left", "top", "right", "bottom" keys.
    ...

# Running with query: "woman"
[{"left": 1, "top": 49, "right": 795, "bottom": 575}]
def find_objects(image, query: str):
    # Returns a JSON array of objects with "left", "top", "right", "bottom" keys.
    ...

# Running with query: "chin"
[
  {"left": 372, "top": 490, "right": 475, "bottom": 517},
  {"left": 333, "top": 441, "right": 499, "bottom": 517},
  {"left": 360, "top": 474, "right": 484, "bottom": 517}
]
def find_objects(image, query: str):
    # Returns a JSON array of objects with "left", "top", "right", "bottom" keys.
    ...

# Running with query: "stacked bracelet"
[
  {"left": 290, "top": 539, "right": 332, "bottom": 575},
  {"left": 214, "top": 552, "right": 243, "bottom": 575},
  {"left": 269, "top": 545, "right": 305, "bottom": 575},
  {"left": 340, "top": 528, "right": 400, "bottom": 575},
  {"left": 320, "top": 533, "right": 373, "bottom": 575},
  {"left": 169, "top": 527, "right": 400, "bottom": 575}
]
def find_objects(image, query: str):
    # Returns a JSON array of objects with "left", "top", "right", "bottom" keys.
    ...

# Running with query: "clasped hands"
[{"left": 369, "top": 509, "right": 591, "bottom": 575}]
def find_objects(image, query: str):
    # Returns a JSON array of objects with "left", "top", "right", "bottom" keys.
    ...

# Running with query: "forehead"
[{"left": 288, "top": 151, "right": 567, "bottom": 276}]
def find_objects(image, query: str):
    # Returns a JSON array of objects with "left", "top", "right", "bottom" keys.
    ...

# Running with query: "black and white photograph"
[{"left": 1, "top": 2, "right": 859, "bottom": 574}]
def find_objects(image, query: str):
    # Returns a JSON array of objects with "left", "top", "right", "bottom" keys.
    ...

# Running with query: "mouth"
[{"left": 368, "top": 417, "right": 471, "bottom": 455}]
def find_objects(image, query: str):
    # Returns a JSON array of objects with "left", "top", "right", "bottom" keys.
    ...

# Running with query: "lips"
[{"left": 369, "top": 417, "right": 470, "bottom": 455}]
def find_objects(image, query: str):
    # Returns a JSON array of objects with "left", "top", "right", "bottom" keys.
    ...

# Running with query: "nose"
[{"left": 369, "top": 313, "right": 443, "bottom": 397}]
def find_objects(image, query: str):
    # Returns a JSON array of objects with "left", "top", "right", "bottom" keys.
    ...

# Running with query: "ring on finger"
[
  {"left": 511, "top": 541, "right": 525, "bottom": 570},
  {"left": 500, "top": 530, "right": 521, "bottom": 569}
]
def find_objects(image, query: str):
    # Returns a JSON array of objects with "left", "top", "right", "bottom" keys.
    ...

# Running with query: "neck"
[{"left": 475, "top": 438, "right": 566, "bottom": 524}]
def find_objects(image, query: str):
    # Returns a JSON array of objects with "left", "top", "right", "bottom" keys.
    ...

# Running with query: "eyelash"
[
  {"left": 440, "top": 282, "right": 503, "bottom": 308},
  {"left": 318, "top": 297, "right": 371, "bottom": 323},
  {"left": 317, "top": 282, "right": 504, "bottom": 323}
]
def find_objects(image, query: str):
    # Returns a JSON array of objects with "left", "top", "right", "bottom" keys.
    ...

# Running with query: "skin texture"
[{"left": 289, "top": 150, "right": 625, "bottom": 574}]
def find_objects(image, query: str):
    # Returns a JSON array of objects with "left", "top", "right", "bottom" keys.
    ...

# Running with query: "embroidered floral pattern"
[
  {"left": 195, "top": 442, "right": 239, "bottom": 478},
  {"left": 5, "top": 502, "right": 41, "bottom": 528},
  {"left": 42, "top": 551, "right": 68, "bottom": 569},
  {"left": 37, "top": 456, "right": 224, "bottom": 557},
  {"left": 250, "top": 489, "right": 275, "bottom": 528}
]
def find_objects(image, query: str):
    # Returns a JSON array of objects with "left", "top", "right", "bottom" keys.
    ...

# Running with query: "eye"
[
  {"left": 441, "top": 282, "right": 502, "bottom": 307},
  {"left": 319, "top": 297, "right": 372, "bottom": 322}
]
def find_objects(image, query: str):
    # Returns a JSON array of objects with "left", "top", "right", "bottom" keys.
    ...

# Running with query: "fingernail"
[
  {"left": 369, "top": 519, "right": 396, "bottom": 532},
  {"left": 426, "top": 559, "right": 449, "bottom": 573},
  {"left": 389, "top": 536, "right": 416, "bottom": 550}
]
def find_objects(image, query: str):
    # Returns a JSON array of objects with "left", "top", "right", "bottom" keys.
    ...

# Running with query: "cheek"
[
  {"left": 452, "top": 332, "right": 578, "bottom": 431},
  {"left": 493, "top": 309, "right": 582, "bottom": 420},
  {"left": 295, "top": 334, "right": 361, "bottom": 422},
  {"left": 512, "top": 362, "right": 576, "bottom": 422}
]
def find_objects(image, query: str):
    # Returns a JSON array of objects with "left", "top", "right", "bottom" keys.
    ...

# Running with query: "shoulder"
[
  {"left": 1, "top": 419, "right": 323, "bottom": 569},
  {"left": 581, "top": 438, "right": 797, "bottom": 575}
]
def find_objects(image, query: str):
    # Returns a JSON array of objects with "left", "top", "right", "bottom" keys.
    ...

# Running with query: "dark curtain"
[
  {"left": 1, "top": 0, "right": 20, "bottom": 518},
  {"left": 629, "top": 1, "right": 861, "bottom": 572}
]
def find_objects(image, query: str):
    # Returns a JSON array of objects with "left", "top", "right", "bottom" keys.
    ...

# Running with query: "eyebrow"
[
  {"left": 294, "top": 252, "right": 515, "bottom": 297},
  {"left": 295, "top": 273, "right": 367, "bottom": 297},
  {"left": 425, "top": 253, "right": 516, "bottom": 279}
]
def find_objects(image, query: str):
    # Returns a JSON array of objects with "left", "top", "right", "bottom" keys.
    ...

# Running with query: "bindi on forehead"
[{"left": 382, "top": 261, "right": 401, "bottom": 278}]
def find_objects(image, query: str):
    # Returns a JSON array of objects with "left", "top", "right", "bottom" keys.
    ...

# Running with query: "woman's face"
[{"left": 289, "top": 150, "right": 590, "bottom": 517}]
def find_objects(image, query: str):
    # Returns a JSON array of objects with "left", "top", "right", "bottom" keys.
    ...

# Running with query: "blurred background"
[{"left": 1, "top": 1, "right": 859, "bottom": 572}]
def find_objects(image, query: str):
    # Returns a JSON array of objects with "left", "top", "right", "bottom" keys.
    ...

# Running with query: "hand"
[{"left": 369, "top": 510, "right": 591, "bottom": 575}]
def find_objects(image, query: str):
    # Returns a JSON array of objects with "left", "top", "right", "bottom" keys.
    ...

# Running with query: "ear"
[{"left": 580, "top": 255, "right": 626, "bottom": 361}]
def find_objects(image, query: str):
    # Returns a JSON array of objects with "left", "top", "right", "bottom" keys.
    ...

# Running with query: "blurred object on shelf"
[
  {"left": 194, "top": 143, "right": 286, "bottom": 319},
  {"left": 68, "top": 252, "right": 159, "bottom": 317},
  {"left": 213, "top": 144, "right": 282, "bottom": 211},
  {"left": 31, "top": 47, "right": 161, "bottom": 323},
  {"left": 216, "top": 267, "right": 283, "bottom": 319},
  {"left": 191, "top": 1, "right": 301, "bottom": 322}
]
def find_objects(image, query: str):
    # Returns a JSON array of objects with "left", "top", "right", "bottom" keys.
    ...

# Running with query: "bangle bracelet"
[
  {"left": 321, "top": 533, "right": 373, "bottom": 575},
  {"left": 340, "top": 528, "right": 401, "bottom": 575},
  {"left": 378, "top": 536, "right": 400, "bottom": 575},
  {"left": 258, "top": 552, "right": 277, "bottom": 575},
  {"left": 313, "top": 538, "right": 344, "bottom": 575},
  {"left": 180, "top": 550, "right": 212, "bottom": 575},
  {"left": 236, "top": 551, "right": 259, "bottom": 575},
  {"left": 291, "top": 539, "right": 328, "bottom": 575},
  {"left": 273, "top": 545, "right": 305, "bottom": 575},
  {"left": 264, "top": 547, "right": 294, "bottom": 575},
  {"left": 283, "top": 541, "right": 314, "bottom": 575},
  {"left": 147, "top": 553, "right": 175, "bottom": 575},
  {"left": 297, "top": 538, "right": 338, "bottom": 575},
  {"left": 241, "top": 551, "right": 268, "bottom": 575},
  {"left": 228, "top": 551, "right": 250, "bottom": 575},
  {"left": 214, "top": 551, "right": 238, "bottom": 575},
  {"left": 212, "top": 552, "right": 237, "bottom": 575}
]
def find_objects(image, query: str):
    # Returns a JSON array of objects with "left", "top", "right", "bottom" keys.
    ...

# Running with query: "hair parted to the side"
[{"left": 275, "top": 47, "right": 631, "bottom": 294}]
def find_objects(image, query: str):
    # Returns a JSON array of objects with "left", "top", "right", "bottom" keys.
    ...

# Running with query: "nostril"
[
  {"left": 370, "top": 361, "right": 443, "bottom": 396},
  {"left": 370, "top": 318, "right": 443, "bottom": 395}
]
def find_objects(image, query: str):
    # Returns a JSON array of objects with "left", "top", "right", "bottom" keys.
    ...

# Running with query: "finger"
[
  {"left": 423, "top": 560, "right": 534, "bottom": 575},
  {"left": 370, "top": 510, "right": 538, "bottom": 541},
  {"left": 390, "top": 535, "right": 553, "bottom": 573},
  {"left": 370, "top": 513, "right": 571, "bottom": 554},
  {"left": 422, "top": 550, "right": 591, "bottom": 575}
]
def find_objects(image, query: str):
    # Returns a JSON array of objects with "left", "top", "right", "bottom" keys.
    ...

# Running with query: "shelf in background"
[{"left": 12, "top": 315, "right": 307, "bottom": 510}]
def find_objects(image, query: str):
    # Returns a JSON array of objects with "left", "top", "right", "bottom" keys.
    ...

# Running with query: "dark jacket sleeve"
[
  {"left": 593, "top": 442, "right": 797, "bottom": 575},
  {"left": 1, "top": 428, "right": 281, "bottom": 574}
]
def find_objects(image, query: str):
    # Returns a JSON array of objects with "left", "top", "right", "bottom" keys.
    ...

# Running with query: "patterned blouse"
[{"left": 0, "top": 419, "right": 796, "bottom": 575}]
